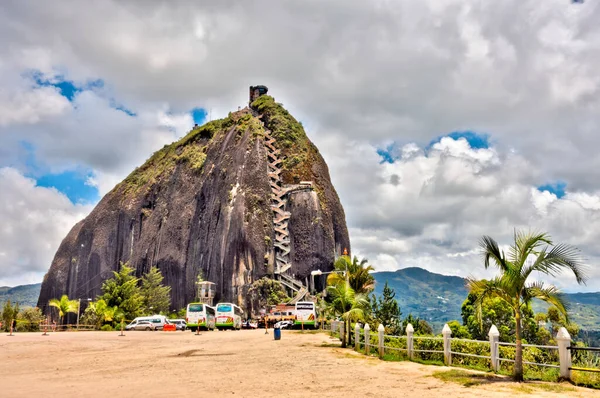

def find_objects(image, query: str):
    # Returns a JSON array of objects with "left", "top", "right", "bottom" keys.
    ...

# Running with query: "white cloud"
[
  {"left": 0, "top": 1, "right": 599, "bottom": 292},
  {"left": 0, "top": 168, "right": 92, "bottom": 285}
]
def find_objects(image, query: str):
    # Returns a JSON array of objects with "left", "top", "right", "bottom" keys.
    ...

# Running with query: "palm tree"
[
  {"left": 48, "top": 295, "right": 79, "bottom": 325},
  {"left": 327, "top": 282, "right": 370, "bottom": 348},
  {"left": 468, "top": 230, "right": 587, "bottom": 381},
  {"left": 327, "top": 255, "right": 375, "bottom": 294}
]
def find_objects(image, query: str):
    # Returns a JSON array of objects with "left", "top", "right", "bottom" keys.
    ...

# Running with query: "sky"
[{"left": 1, "top": 0, "right": 599, "bottom": 292}]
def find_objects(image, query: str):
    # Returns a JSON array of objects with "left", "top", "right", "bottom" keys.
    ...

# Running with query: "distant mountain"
[
  {"left": 372, "top": 267, "right": 600, "bottom": 331},
  {"left": 0, "top": 283, "right": 41, "bottom": 308}
]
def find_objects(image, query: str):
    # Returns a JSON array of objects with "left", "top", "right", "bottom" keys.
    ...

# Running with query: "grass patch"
[
  {"left": 320, "top": 342, "right": 341, "bottom": 348},
  {"left": 431, "top": 369, "right": 502, "bottom": 387},
  {"left": 511, "top": 382, "right": 576, "bottom": 394}
]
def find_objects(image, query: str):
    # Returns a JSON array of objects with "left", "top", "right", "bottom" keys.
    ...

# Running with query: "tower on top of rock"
[{"left": 249, "top": 85, "right": 268, "bottom": 104}]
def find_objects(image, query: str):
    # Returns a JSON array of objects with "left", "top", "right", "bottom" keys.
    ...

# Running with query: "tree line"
[{"left": 0, "top": 263, "right": 173, "bottom": 332}]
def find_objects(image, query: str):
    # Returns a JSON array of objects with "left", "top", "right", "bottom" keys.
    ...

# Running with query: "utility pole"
[{"left": 76, "top": 298, "right": 81, "bottom": 329}]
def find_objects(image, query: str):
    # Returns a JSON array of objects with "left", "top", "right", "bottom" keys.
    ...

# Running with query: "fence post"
[
  {"left": 442, "top": 323, "right": 452, "bottom": 366},
  {"left": 488, "top": 324, "right": 499, "bottom": 372},
  {"left": 406, "top": 323, "right": 414, "bottom": 360},
  {"left": 364, "top": 323, "right": 371, "bottom": 355},
  {"left": 355, "top": 323, "right": 360, "bottom": 350},
  {"left": 378, "top": 324, "right": 385, "bottom": 359},
  {"left": 557, "top": 327, "right": 572, "bottom": 381}
]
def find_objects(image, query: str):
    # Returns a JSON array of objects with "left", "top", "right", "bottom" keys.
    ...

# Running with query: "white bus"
[
  {"left": 215, "top": 303, "right": 243, "bottom": 330},
  {"left": 185, "top": 303, "right": 216, "bottom": 332},
  {"left": 294, "top": 301, "right": 317, "bottom": 328}
]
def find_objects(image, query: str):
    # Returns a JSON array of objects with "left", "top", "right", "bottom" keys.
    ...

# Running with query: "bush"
[{"left": 100, "top": 324, "right": 113, "bottom": 332}]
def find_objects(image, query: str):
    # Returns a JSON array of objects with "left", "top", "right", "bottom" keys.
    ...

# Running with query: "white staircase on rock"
[{"left": 253, "top": 109, "right": 314, "bottom": 302}]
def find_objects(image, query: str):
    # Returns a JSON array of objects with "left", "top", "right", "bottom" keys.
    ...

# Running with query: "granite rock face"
[{"left": 37, "top": 95, "right": 350, "bottom": 313}]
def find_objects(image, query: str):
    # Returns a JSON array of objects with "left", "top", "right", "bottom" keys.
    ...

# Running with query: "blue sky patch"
[
  {"left": 376, "top": 143, "right": 397, "bottom": 164},
  {"left": 36, "top": 170, "right": 100, "bottom": 204},
  {"left": 29, "top": 70, "right": 104, "bottom": 102},
  {"left": 18, "top": 141, "right": 99, "bottom": 204},
  {"left": 191, "top": 108, "right": 207, "bottom": 125},
  {"left": 537, "top": 181, "right": 567, "bottom": 199},
  {"left": 429, "top": 131, "right": 490, "bottom": 150}
]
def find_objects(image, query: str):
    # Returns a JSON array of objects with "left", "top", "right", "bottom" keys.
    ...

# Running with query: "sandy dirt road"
[{"left": 0, "top": 329, "right": 595, "bottom": 397}]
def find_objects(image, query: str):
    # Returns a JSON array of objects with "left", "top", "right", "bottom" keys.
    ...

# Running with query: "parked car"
[
  {"left": 126, "top": 321, "right": 156, "bottom": 331},
  {"left": 126, "top": 315, "right": 170, "bottom": 331},
  {"left": 274, "top": 320, "right": 293, "bottom": 329},
  {"left": 242, "top": 320, "right": 258, "bottom": 329},
  {"left": 170, "top": 319, "right": 187, "bottom": 331}
]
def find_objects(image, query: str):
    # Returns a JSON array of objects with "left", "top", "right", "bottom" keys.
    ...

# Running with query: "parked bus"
[
  {"left": 215, "top": 302, "right": 243, "bottom": 330},
  {"left": 294, "top": 301, "right": 317, "bottom": 328},
  {"left": 185, "top": 303, "right": 216, "bottom": 332}
]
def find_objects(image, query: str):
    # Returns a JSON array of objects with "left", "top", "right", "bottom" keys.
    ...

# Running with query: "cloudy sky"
[{"left": 1, "top": 0, "right": 599, "bottom": 292}]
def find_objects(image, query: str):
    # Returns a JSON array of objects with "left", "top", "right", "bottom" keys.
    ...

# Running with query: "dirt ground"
[{"left": 0, "top": 329, "right": 596, "bottom": 397}]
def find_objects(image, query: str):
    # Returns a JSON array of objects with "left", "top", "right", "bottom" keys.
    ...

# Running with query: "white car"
[{"left": 274, "top": 320, "right": 293, "bottom": 329}]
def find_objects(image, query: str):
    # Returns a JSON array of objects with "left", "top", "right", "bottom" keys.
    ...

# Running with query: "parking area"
[{"left": 0, "top": 330, "right": 595, "bottom": 397}]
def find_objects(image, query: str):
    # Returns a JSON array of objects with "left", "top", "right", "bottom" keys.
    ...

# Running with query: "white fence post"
[
  {"left": 355, "top": 323, "right": 360, "bottom": 350},
  {"left": 364, "top": 323, "right": 371, "bottom": 355},
  {"left": 406, "top": 323, "right": 414, "bottom": 360},
  {"left": 442, "top": 323, "right": 452, "bottom": 366},
  {"left": 557, "top": 327, "right": 572, "bottom": 380},
  {"left": 488, "top": 324, "right": 499, "bottom": 372},
  {"left": 378, "top": 324, "right": 385, "bottom": 359}
]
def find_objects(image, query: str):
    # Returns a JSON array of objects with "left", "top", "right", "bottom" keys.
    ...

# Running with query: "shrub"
[{"left": 100, "top": 324, "right": 113, "bottom": 332}]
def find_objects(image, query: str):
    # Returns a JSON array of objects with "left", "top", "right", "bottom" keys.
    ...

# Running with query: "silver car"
[
  {"left": 126, "top": 321, "right": 156, "bottom": 331},
  {"left": 169, "top": 319, "right": 187, "bottom": 331}
]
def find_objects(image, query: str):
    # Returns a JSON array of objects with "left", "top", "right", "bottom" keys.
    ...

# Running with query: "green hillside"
[
  {"left": 0, "top": 283, "right": 41, "bottom": 308},
  {"left": 373, "top": 268, "right": 600, "bottom": 332}
]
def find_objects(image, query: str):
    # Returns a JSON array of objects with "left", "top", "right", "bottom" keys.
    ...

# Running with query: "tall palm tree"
[
  {"left": 48, "top": 295, "right": 79, "bottom": 325},
  {"left": 327, "top": 282, "right": 370, "bottom": 348},
  {"left": 327, "top": 255, "right": 375, "bottom": 294},
  {"left": 468, "top": 230, "right": 587, "bottom": 382}
]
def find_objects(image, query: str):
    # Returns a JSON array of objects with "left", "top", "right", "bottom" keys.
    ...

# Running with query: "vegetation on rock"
[
  {"left": 248, "top": 277, "right": 289, "bottom": 308},
  {"left": 251, "top": 95, "right": 313, "bottom": 185}
]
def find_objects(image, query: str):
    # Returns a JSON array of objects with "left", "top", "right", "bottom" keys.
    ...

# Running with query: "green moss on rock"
[{"left": 251, "top": 95, "right": 312, "bottom": 184}]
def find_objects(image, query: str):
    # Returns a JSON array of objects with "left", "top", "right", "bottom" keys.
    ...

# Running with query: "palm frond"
[
  {"left": 511, "top": 230, "right": 552, "bottom": 265},
  {"left": 479, "top": 236, "right": 509, "bottom": 272},
  {"left": 523, "top": 281, "right": 570, "bottom": 323},
  {"left": 521, "top": 243, "right": 587, "bottom": 285}
]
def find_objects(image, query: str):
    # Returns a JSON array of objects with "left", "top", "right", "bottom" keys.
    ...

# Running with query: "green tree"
[
  {"left": 101, "top": 262, "right": 143, "bottom": 321},
  {"left": 249, "top": 277, "right": 289, "bottom": 308},
  {"left": 372, "top": 281, "right": 402, "bottom": 335},
  {"left": 447, "top": 320, "right": 471, "bottom": 339},
  {"left": 327, "top": 255, "right": 375, "bottom": 294},
  {"left": 48, "top": 295, "right": 78, "bottom": 325},
  {"left": 1, "top": 300, "right": 17, "bottom": 331},
  {"left": 462, "top": 294, "right": 516, "bottom": 341},
  {"left": 401, "top": 314, "right": 433, "bottom": 335},
  {"left": 141, "top": 267, "right": 171, "bottom": 315},
  {"left": 468, "top": 230, "right": 587, "bottom": 381},
  {"left": 546, "top": 306, "right": 580, "bottom": 338},
  {"left": 327, "top": 282, "right": 370, "bottom": 348},
  {"left": 17, "top": 307, "right": 44, "bottom": 332}
]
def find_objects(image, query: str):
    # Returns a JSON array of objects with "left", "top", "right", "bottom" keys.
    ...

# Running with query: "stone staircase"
[
  {"left": 265, "top": 127, "right": 293, "bottom": 274},
  {"left": 252, "top": 108, "right": 313, "bottom": 303}
]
